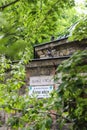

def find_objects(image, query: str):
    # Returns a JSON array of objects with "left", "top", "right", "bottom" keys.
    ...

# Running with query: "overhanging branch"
[{"left": 0, "top": 0, "right": 20, "bottom": 10}]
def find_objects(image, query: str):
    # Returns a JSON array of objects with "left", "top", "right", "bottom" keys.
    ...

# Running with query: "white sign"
[
  {"left": 30, "top": 76, "right": 54, "bottom": 86},
  {"left": 29, "top": 86, "right": 53, "bottom": 98}
]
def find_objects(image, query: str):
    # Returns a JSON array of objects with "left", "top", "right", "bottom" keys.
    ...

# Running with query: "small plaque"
[
  {"left": 30, "top": 76, "right": 54, "bottom": 86},
  {"left": 29, "top": 86, "right": 53, "bottom": 98}
]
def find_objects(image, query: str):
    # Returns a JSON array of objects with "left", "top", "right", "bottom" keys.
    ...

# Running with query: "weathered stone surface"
[
  {"left": 27, "top": 57, "right": 69, "bottom": 68},
  {"left": 34, "top": 38, "right": 87, "bottom": 59},
  {"left": 26, "top": 57, "right": 69, "bottom": 83}
]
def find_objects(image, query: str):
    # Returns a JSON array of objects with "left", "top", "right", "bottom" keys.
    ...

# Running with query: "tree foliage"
[
  {"left": 55, "top": 50, "right": 87, "bottom": 130},
  {"left": 0, "top": 0, "right": 75, "bottom": 60},
  {"left": 69, "top": 16, "right": 87, "bottom": 41},
  {"left": 69, "top": 0, "right": 87, "bottom": 41},
  {"left": 0, "top": 0, "right": 87, "bottom": 130}
]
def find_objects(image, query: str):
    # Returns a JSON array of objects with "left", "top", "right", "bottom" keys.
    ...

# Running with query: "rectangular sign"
[
  {"left": 29, "top": 86, "right": 53, "bottom": 98},
  {"left": 30, "top": 76, "right": 54, "bottom": 86}
]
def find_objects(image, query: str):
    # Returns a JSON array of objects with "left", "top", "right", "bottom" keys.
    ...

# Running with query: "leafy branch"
[{"left": 0, "top": 0, "right": 20, "bottom": 10}]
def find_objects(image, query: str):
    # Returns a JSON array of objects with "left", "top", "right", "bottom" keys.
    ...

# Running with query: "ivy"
[{"left": 55, "top": 50, "right": 87, "bottom": 130}]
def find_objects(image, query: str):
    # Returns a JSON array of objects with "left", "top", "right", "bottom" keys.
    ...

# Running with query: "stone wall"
[
  {"left": 25, "top": 38, "right": 87, "bottom": 130},
  {"left": 25, "top": 56, "right": 69, "bottom": 89},
  {"left": 34, "top": 38, "right": 87, "bottom": 59}
]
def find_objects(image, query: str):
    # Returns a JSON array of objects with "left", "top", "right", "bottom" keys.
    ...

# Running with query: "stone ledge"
[{"left": 26, "top": 56, "right": 70, "bottom": 68}]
